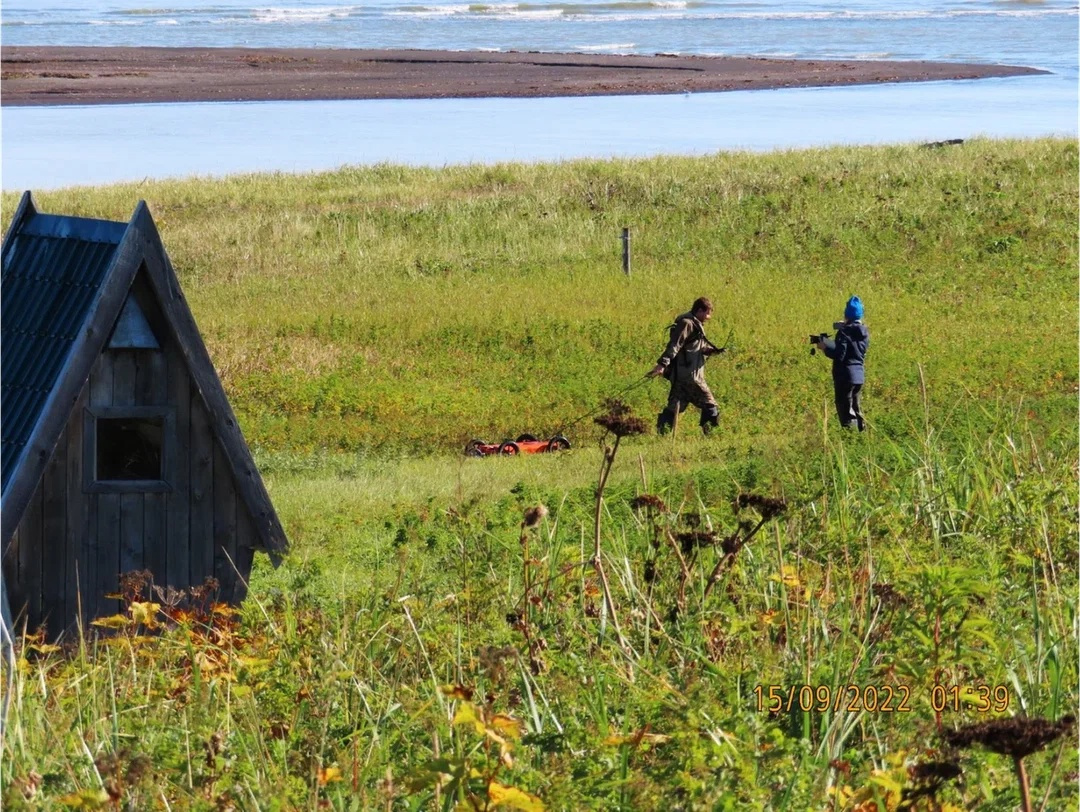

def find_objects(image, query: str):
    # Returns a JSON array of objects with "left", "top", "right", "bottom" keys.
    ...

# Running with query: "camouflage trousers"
[{"left": 657, "top": 371, "right": 718, "bottom": 434}]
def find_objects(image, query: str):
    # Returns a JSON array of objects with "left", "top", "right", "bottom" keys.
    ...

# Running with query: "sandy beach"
[{"left": 0, "top": 46, "right": 1046, "bottom": 107}]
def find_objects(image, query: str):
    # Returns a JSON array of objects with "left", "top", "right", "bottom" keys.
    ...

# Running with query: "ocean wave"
[
  {"left": 114, "top": 7, "right": 186, "bottom": 15},
  {"left": 392, "top": 4, "right": 483, "bottom": 17},
  {"left": 9, "top": 3, "right": 1075, "bottom": 28},
  {"left": 394, "top": 3, "right": 566, "bottom": 18},
  {"left": 693, "top": 8, "right": 1075, "bottom": 19},
  {"left": 392, "top": 0, "right": 700, "bottom": 16},
  {"left": 379, "top": 3, "right": 1075, "bottom": 23},
  {"left": 550, "top": 1, "right": 695, "bottom": 9},
  {"left": 572, "top": 42, "right": 637, "bottom": 51},
  {"left": 575, "top": 7, "right": 1076, "bottom": 22},
  {"left": 251, "top": 7, "right": 361, "bottom": 23}
]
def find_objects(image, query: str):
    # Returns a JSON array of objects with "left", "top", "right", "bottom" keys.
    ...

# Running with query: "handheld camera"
[{"left": 808, "top": 323, "right": 845, "bottom": 355}]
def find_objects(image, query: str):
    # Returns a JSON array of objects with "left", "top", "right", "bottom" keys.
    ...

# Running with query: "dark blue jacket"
[{"left": 822, "top": 321, "right": 869, "bottom": 385}]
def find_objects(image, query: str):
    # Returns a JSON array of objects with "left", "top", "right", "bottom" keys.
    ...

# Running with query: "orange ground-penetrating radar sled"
[{"left": 464, "top": 433, "right": 571, "bottom": 457}]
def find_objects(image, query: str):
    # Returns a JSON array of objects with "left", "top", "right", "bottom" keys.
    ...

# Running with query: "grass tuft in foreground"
[{"left": 1, "top": 138, "right": 1076, "bottom": 809}]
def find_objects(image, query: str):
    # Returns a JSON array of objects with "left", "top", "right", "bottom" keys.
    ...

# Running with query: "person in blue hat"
[{"left": 814, "top": 295, "right": 869, "bottom": 430}]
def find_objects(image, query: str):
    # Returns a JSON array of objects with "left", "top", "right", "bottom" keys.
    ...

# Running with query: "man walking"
[{"left": 648, "top": 297, "right": 725, "bottom": 435}]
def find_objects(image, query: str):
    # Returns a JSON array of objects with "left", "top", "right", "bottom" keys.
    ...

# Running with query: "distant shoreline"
[{"left": 0, "top": 46, "right": 1048, "bottom": 107}]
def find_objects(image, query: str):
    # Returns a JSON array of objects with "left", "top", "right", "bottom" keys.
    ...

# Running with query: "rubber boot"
[
  {"left": 656, "top": 409, "right": 676, "bottom": 435},
  {"left": 700, "top": 407, "right": 719, "bottom": 437}
]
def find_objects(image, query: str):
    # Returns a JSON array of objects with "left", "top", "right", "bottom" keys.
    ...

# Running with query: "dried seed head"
[
  {"left": 594, "top": 398, "right": 647, "bottom": 437},
  {"left": 872, "top": 582, "right": 908, "bottom": 607},
  {"left": 942, "top": 715, "right": 1075, "bottom": 759},
  {"left": 902, "top": 759, "right": 963, "bottom": 806},
  {"left": 907, "top": 760, "right": 962, "bottom": 784},
  {"left": 721, "top": 532, "right": 741, "bottom": 556},
  {"left": 118, "top": 570, "right": 152, "bottom": 601},
  {"left": 735, "top": 493, "right": 787, "bottom": 520},
  {"left": 677, "top": 530, "right": 718, "bottom": 556},
  {"left": 631, "top": 494, "right": 669, "bottom": 513},
  {"left": 522, "top": 504, "right": 548, "bottom": 528},
  {"left": 595, "top": 414, "right": 648, "bottom": 437}
]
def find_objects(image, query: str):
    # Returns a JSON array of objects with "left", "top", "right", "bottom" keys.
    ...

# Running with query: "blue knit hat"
[{"left": 844, "top": 295, "right": 864, "bottom": 321}]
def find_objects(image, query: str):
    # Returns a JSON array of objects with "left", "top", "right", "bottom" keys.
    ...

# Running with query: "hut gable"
[{"left": 2, "top": 193, "right": 287, "bottom": 638}]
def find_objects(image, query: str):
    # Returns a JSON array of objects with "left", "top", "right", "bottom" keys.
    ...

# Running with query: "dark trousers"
[{"left": 834, "top": 381, "right": 864, "bottom": 430}]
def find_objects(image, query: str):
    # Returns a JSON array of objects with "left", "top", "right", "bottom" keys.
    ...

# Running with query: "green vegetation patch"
[{"left": 2, "top": 138, "right": 1076, "bottom": 810}]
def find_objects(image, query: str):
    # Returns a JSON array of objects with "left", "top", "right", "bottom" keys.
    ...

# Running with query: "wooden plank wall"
[{"left": 10, "top": 278, "right": 264, "bottom": 635}]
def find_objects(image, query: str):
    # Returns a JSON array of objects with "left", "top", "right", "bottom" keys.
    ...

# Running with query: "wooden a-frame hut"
[{"left": 1, "top": 193, "right": 287, "bottom": 639}]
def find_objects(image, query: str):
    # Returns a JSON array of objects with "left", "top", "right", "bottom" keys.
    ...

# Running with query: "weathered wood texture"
[{"left": 5, "top": 273, "right": 258, "bottom": 637}]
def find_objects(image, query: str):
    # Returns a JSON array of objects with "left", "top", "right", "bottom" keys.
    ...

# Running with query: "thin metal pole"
[{"left": 621, "top": 227, "right": 631, "bottom": 275}]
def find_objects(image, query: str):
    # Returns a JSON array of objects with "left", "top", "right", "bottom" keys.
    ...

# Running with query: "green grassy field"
[{"left": 2, "top": 138, "right": 1077, "bottom": 811}]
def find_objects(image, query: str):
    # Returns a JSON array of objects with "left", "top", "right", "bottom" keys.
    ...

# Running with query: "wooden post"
[{"left": 621, "top": 227, "right": 631, "bottom": 275}]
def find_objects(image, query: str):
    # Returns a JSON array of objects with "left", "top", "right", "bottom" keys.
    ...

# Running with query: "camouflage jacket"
[{"left": 657, "top": 312, "right": 715, "bottom": 381}]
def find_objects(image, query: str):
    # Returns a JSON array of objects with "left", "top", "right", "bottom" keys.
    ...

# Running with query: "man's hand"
[{"left": 648, "top": 364, "right": 666, "bottom": 378}]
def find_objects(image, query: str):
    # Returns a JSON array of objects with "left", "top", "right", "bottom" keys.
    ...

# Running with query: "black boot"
[
  {"left": 700, "top": 407, "right": 719, "bottom": 437},
  {"left": 656, "top": 410, "right": 675, "bottom": 435}
]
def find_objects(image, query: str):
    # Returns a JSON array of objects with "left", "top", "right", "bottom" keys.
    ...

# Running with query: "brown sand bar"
[{"left": 1, "top": 46, "right": 1047, "bottom": 107}]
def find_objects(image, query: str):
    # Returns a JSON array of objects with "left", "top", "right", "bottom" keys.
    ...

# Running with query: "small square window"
[
  {"left": 84, "top": 407, "right": 173, "bottom": 493},
  {"left": 96, "top": 417, "right": 163, "bottom": 480}
]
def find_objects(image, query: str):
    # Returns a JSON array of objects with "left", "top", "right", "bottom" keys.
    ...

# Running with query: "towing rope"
[
  {"left": 551, "top": 374, "right": 654, "bottom": 437},
  {"left": 549, "top": 327, "right": 736, "bottom": 439}
]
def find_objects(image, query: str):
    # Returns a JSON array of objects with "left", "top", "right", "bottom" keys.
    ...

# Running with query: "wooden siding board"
[
  {"left": 233, "top": 501, "right": 257, "bottom": 603},
  {"left": 82, "top": 404, "right": 101, "bottom": 620},
  {"left": 83, "top": 497, "right": 100, "bottom": 620},
  {"left": 143, "top": 493, "right": 167, "bottom": 598},
  {"left": 19, "top": 481, "right": 44, "bottom": 631},
  {"left": 189, "top": 388, "right": 214, "bottom": 588},
  {"left": 89, "top": 356, "right": 120, "bottom": 619},
  {"left": 165, "top": 349, "right": 190, "bottom": 592},
  {"left": 66, "top": 395, "right": 88, "bottom": 628},
  {"left": 41, "top": 437, "right": 68, "bottom": 635},
  {"left": 213, "top": 444, "right": 238, "bottom": 601},
  {"left": 138, "top": 350, "right": 168, "bottom": 408},
  {"left": 119, "top": 493, "right": 144, "bottom": 577},
  {"left": 132, "top": 285, "right": 170, "bottom": 592},
  {"left": 112, "top": 350, "right": 137, "bottom": 408},
  {"left": 96, "top": 494, "right": 122, "bottom": 618},
  {"left": 89, "top": 356, "right": 114, "bottom": 410},
  {"left": 1, "top": 528, "right": 20, "bottom": 631}
]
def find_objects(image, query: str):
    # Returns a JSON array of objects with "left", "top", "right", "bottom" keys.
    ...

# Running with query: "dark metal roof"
[
  {"left": 1, "top": 194, "right": 287, "bottom": 557},
  {"left": 2, "top": 210, "right": 127, "bottom": 490}
]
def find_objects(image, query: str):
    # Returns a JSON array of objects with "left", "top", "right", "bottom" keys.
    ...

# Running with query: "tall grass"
[
  {"left": 1, "top": 139, "right": 1076, "bottom": 809},
  {"left": 4, "top": 407, "right": 1075, "bottom": 809},
  {"left": 4, "top": 138, "right": 1074, "bottom": 456}
]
